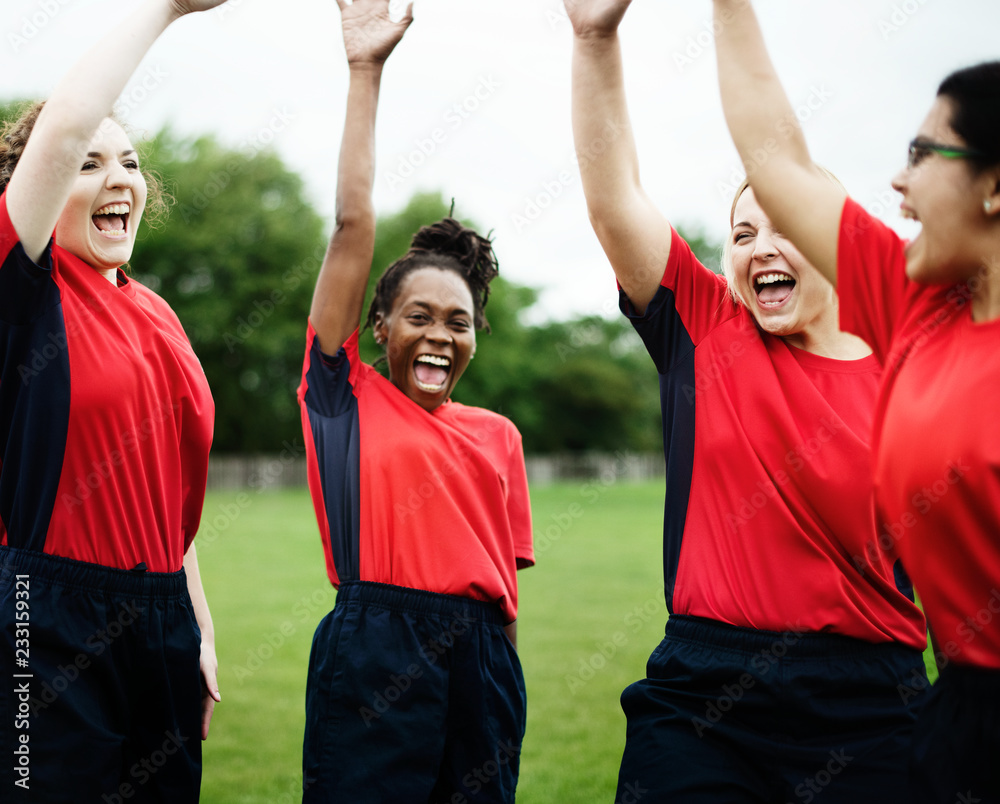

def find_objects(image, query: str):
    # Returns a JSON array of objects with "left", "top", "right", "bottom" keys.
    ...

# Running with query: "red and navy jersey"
[
  {"left": 839, "top": 198, "right": 1000, "bottom": 668},
  {"left": 622, "top": 225, "right": 926, "bottom": 648},
  {"left": 0, "top": 192, "right": 214, "bottom": 572},
  {"left": 297, "top": 323, "right": 533, "bottom": 623}
]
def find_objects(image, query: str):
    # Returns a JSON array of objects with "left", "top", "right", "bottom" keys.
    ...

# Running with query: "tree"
[{"left": 129, "top": 130, "right": 328, "bottom": 452}]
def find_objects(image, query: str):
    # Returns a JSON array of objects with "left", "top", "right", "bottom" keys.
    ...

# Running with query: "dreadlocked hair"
[
  {"left": 365, "top": 216, "right": 500, "bottom": 333},
  {"left": 0, "top": 100, "right": 170, "bottom": 228}
]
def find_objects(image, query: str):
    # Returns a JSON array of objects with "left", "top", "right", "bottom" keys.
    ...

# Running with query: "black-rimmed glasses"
[{"left": 908, "top": 138, "right": 986, "bottom": 169}]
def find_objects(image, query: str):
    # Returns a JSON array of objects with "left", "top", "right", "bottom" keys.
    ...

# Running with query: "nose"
[
  {"left": 752, "top": 229, "right": 778, "bottom": 261},
  {"left": 105, "top": 160, "right": 134, "bottom": 189},
  {"left": 891, "top": 167, "right": 907, "bottom": 195},
  {"left": 426, "top": 320, "right": 452, "bottom": 343}
]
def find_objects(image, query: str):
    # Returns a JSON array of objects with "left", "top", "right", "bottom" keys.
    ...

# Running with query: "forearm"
[
  {"left": 571, "top": 32, "right": 640, "bottom": 225},
  {"left": 713, "top": 0, "right": 809, "bottom": 182},
  {"left": 309, "top": 63, "right": 383, "bottom": 352},
  {"left": 183, "top": 544, "right": 215, "bottom": 649},
  {"left": 7, "top": 0, "right": 184, "bottom": 255}
]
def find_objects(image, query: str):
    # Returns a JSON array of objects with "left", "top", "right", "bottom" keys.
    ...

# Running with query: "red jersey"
[
  {"left": 298, "top": 323, "right": 533, "bottom": 623},
  {"left": 0, "top": 191, "right": 214, "bottom": 572},
  {"left": 839, "top": 197, "right": 1000, "bottom": 668},
  {"left": 622, "top": 225, "right": 926, "bottom": 648}
]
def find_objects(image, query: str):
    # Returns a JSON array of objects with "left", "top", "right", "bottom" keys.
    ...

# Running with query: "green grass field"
[{"left": 195, "top": 480, "right": 935, "bottom": 803}]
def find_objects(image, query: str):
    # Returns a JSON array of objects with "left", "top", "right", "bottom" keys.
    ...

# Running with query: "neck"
[
  {"left": 782, "top": 310, "right": 872, "bottom": 359},
  {"left": 99, "top": 267, "right": 117, "bottom": 284},
  {"left": 970, "top": 254, "right": 1000, "bottom": 322}
]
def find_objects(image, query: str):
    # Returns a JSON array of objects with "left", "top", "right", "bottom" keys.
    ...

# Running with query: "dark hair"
[
  {"left": 365, "top": 216, "right": 499, "bottom": 333},
  {"left": 0, "top": 100, "right": 170, "bottom": 226},
  {"left": 937, "top": 61, "right": 1000, "bottom": 170}
]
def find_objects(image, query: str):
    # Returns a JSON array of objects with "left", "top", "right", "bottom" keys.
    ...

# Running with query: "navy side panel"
[
  {"left": 621, "top": 284, "right": 696, "bottom": 612},
  {"left": 0, "top": 242, "right": 70, "bottom": 552},
  {"left": 303, "top": 344, "right": 362, "bottom": 582}
]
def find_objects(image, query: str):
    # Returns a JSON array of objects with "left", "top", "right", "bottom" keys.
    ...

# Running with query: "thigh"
[
  {"left": 430, "top": 624, "right": 526, "bottom": 804},
  {"left": 124, "top": 590, "right": 203, "bottom": 804},
  {"left": 908, "top": 667, "right": 1000, "bottom": 804},
  {"left": 615, "top": 636, "right": 776, "bottom": 803},
  {"left": 302, "top": 601, "right": 452, "bottom": 804}
]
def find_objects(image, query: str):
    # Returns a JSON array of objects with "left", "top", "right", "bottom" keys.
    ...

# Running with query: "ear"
[
  {"left": 373, "top": 313, "right": 388, "bottom": 346},
  {"left": 982, "top": 169, "right": 1000, "bottom": 219}
]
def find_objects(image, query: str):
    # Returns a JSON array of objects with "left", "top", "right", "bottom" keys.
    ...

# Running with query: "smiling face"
[
  {"left": 374, "top": 266, "right": 477, "bottom": 412},
  {"left": 891, "top": 96, "right": 994, "bottom": 285},
  {"left": 728, "top": 188, "right": 838, "bottom": 341},
  {"left": 55, "top": 118, "right": 147, "bottom": 277}
]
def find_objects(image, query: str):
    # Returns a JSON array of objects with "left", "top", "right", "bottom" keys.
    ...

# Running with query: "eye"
[
  {"left": 450, "top": 319, "right": 471, "bottom": 332},
  {"left": 123, "top": 160, "right": 140, "bottom": 170},
  {"left": 734, "top": 232, "right": 752, "bottom": 244},
  {"left": 407, "top": 313, "right": 429, "bottom": 324},
  {"left": 81, "top": 161, "right": 99, "bottom": 171}
]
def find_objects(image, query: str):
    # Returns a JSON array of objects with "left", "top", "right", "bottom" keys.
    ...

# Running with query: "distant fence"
[{"left": 206, "top": 451, "right": 665, "bottom": 491}]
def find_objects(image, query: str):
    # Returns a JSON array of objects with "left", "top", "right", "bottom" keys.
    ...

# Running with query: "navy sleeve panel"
[
  {"left": 0, "top": 240, "right": 57, "bottom": 324},
  {"left": 303, "top": 337, "right": 361, "bottom": 582},
  {"left": 0, "top": 245, "right": 69, "bottom": 552},
  {"left": 622, "top": 284, "right": 696, "bottom": 612}
]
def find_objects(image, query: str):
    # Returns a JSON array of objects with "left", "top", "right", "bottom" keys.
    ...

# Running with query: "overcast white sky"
[{"left": 3, "top": 0, "right": 999, "bottom": 320}]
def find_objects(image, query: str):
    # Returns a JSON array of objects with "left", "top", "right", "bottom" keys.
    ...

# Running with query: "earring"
[
  {"left": 986, "top": 200, "right": 994, "bottom": 213},
  {"left": 375, "top": 335, "right": 384, "bottom": 345}
]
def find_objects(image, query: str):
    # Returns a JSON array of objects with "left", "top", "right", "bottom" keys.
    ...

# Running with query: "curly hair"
[
  {"left": 365, "top": 216, "right": 500, "bottom": 333},
  {"left": 0, "top": 100, "right": 171, "bottom": 228}
]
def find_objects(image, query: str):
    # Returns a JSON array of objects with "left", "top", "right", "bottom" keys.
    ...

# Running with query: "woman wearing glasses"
[
  {"left": 564, "top": 1, "right": 929, "bottom": 801},
  {"left": 714, "top": 1, "right": 1000, "bottom": 800}
]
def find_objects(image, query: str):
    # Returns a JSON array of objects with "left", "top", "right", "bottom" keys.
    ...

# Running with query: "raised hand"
[
  {"left": 563, "top": 0, "right": 632, "bottom": 38},
  {"left": 337, "top": 0, "right": 414, "bottom": 66}
]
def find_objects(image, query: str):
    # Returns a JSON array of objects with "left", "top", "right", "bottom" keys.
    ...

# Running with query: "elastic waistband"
[
  {"left": 0, "top": 546, "right": 188, "bottom": 598},
  {"left": 335, "top": 581, "right": 505, "bottom": 626},
  {"left": 666, "top": 614, "right": 921, "bottom": 661}
]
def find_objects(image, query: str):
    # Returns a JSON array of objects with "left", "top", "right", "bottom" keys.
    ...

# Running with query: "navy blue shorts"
[
  {"left": 616, "top": 614, "right": 928, "bottom": 804},
  {"left": 908, "top": 663, "right": 1000, "bottom": 804},
  {"left": 302, "top": 581, "right": 526, "bottom": 804},
  {"left": 0, "top": 546, "right": 202, "bottom": 803}
]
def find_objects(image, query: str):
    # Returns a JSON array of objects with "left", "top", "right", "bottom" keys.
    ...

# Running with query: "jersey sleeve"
[
  {"left": 0, "top": 191, "right": 58, "bottom": 325},
  {"left": 299, "top": 322, "right": 363, "bottom": 418},
  {"left": 837, "top": 197, "right": 911, "bottom": 363},
  {"left": 503, "top": 421, "right": 534, "bottom": 569},
  {"left": 620, "top": 225, "right": 736, "bottom": 374}
]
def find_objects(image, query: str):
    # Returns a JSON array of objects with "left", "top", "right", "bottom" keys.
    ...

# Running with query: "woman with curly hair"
[
  {"left": 296, "top": 2, "right": 533, "bottom": 802},
  {"left": 0, "top": 1, "right": 225, "bottom": 801}
]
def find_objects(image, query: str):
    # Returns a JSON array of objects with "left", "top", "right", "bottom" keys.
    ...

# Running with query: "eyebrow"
[
  {"left": 86, "top": 150, "right": 137, "bottom": 158},
  {"left": 408, "top": 300, "right": 472, "bottom": 316}
]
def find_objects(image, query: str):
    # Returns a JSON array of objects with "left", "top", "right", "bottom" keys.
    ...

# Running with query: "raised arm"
[
  {"left": 566, "top": 0, "right": 672, "bottom": 314},
  {"left": 309, "top": 0, "right": 413, "bottom": 354},
  {"left": 713, "top": 0, "right": 845, "bottom": 284},
  {"left": 4, "top": 0, "right": 227, "bottom": 264}
]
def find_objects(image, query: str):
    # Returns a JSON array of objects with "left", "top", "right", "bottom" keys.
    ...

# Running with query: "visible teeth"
[
  {"left": 95, "top": 203, "right": 129, "bottom": 216},
  {"left": 900, "top": 208, "right": 918, "bottom": 221},
  {"left": 416, "top": 355, "right": 451, "bottom": 367},
  {"left": 754, "top": 272, "right": 794, "bottom": 286},
  {"left": 415, "top": 380, "right": 447, "bottom": 392}
]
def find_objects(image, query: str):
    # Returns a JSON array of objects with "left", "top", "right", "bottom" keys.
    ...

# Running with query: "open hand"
[
  {"left": 337, "top": 0, "right": 414, "bottom": 66},
  {"left": 562, "top": 0, "right": 632, "bottom": 37}
]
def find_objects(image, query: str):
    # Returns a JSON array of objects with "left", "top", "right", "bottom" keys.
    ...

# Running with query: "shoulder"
[{"left": 442, "top": 401, "right": 521, "bottom": 439}]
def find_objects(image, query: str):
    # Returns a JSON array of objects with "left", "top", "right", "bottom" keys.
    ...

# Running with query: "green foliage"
[{"left": 129, "top": 130, "right": 328, "bottom": 452}]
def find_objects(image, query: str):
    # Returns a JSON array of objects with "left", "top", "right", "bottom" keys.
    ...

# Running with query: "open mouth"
[
  {"left": 413, "top": 354, "right": 452, "bottom": 392},
  {"left": 92, "top": 203, "right": 130, "bottom": 240},
  {"left": 753, "top": 271, "right": 796, "bottom": 307}
]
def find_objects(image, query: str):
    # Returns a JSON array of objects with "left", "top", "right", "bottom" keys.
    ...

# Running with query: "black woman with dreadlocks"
[{"left": 295, "top": 2, "right": 533, "bottom": 802}]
